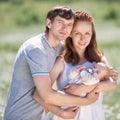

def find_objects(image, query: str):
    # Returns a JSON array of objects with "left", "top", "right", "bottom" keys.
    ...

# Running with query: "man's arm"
[
  {"left": 33, "top": 74, "right": 99, "bottom": 106},
  {"left": 33, "top": 90, "right": 78, "bottom": 119}
]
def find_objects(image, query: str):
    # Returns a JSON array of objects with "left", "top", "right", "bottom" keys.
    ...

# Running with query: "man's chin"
[{"left": 59, "top": 36, "right": 68, "bottom": 40}]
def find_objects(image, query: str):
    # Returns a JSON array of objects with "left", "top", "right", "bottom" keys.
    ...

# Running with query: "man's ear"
[{"left": 46, "top": 18, "right": 51, "bottom": 29}]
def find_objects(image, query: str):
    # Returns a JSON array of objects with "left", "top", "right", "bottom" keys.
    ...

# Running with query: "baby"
[
  {"left": 68, "top": 62, "right": 110, "bottom": 97},
  {"left": 69, "top": 62, "right": 110, "bottom": 85}
]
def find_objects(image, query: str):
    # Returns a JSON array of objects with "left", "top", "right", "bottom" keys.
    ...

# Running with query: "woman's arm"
[
  {"left": 93, "top": 65, "right": 118, "bottom": 92},
  {"left": 64, "top": 83, "right": 98, "bottom": 96},
  {"left": 95, "top": 56, "right": 118, "bottom": 92},
  {"left": 93, "top": 79, "right": 117, "bottom": 93}
]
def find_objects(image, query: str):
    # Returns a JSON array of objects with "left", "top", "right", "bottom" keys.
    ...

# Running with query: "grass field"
[{"left": 99, "top": 40, "right": 120, "bottom": 120}]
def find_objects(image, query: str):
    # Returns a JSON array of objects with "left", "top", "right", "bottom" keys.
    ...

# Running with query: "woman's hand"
[{"left": 109, "top": 67, "right": 118, "bottom": 81}]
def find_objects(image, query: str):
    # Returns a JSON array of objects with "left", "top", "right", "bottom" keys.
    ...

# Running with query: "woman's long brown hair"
[{"left": 62, "top": 11, "right": 103, "bottom": 65}]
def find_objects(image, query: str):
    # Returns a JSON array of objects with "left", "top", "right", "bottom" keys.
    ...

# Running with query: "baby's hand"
[
  {"left": 69, "top": 67, "right": 85, "bottom": 80},
  {"left": 109, "top": 67, "right": 118, "bottom": 81},
  {"left": 76, "top": 66, "right": 86, "bottom": 73}
]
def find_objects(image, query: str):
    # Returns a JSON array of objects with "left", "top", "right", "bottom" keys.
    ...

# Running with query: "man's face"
[{"left": 47, "top": 16, "right": 74, "bottom": 41}]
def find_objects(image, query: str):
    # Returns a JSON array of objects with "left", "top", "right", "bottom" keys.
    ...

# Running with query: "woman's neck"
[
  {"left": 77, "top": 50, "right": 87, "bottom": 64},
  {"left": 78, "top": 57, "right": 87, "bottom": 64}
]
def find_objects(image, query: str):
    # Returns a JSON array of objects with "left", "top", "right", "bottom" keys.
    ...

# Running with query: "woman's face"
[{"left": 71, "top": 21, "right": 92, "bottom": 52}]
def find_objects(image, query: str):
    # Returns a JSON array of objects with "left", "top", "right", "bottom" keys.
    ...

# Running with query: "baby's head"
[{"left": 93, "top": 62, "right": 110, "bottom": 80}]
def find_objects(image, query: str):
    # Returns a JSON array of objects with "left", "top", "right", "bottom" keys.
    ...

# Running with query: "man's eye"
[
  {"left": 68, "top": 24, "right": 73, "bottom": 27},
  {"left": 58, "top": 21, "right": 62, "bottom": 24},
  {"left": 75, "top": 32, "right": 80, "bottom": 35}
]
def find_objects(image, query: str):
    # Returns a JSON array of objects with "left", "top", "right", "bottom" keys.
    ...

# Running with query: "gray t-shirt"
[{"left": 3, "top": 34, "right": 63, "bottom": 120}]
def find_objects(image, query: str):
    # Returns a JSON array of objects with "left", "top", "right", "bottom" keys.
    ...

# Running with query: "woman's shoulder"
[
  {"left": 54, "top": 56, "right": 65, "bottom": 72},
  {"left": 101, "top": 56, "right": 109, "bottom": 66}
]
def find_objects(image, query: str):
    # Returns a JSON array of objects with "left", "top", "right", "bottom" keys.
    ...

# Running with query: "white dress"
[{"left": 46, "top": 61, "right": 105, "bottom": 120}]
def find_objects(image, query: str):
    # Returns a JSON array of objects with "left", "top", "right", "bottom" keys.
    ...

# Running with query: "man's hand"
[
  {"left": 59, "top": 106, "right": 79, "bottom": 119},
  {"left": 86, "top": 89, "right": 99, "bottom": 105}
]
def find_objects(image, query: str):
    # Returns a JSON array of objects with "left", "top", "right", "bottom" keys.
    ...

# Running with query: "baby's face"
[{"left": 93, "top": 63, "right": 108, "bottom": 80}]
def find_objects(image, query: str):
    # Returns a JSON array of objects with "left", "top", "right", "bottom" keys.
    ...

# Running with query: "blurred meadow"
[{"left": 0, "top": 0, "right": 120, "bottom": 120}]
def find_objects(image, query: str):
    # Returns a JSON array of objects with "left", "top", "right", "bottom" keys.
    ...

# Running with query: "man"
[{"left": 3, "top": 6, "right": 98, "bottom": 120}]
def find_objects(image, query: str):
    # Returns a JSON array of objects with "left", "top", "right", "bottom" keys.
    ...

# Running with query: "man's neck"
[{"left": 45, "top": 33, "right": 60, "bottom": 49}]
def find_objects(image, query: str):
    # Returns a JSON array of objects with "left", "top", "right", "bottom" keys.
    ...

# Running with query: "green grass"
[
  {"left": 0, "top": 0, "right": 120, "bottom": 34},
  {"left": 99, "top": 40, "right": 120, "bottom": 120},
  {"left": 99, "top": 40, "right": 120, "bottom": 68},
  {"left": 0, "top": 51, "right": 16, "bottom": 119},
  {"left": 0, "top": 42, "right": 21, "bottom": 53}
]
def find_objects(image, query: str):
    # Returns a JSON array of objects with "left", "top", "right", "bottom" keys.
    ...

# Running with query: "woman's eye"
[
  {"left": 75, "top": 32, "right": 80, "bottom": 35},
  {"left": 85, "top": 33, "right": 91, "bottom": 38}
]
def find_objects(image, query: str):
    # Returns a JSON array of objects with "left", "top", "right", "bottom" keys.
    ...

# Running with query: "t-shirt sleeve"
[{"left": 24, "top": 45, "right": 49, "bottom": 76}]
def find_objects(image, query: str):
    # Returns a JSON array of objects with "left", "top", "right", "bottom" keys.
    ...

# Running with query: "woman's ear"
[{"left": 46, "top": 18, "right": 51, "bottom": 29}]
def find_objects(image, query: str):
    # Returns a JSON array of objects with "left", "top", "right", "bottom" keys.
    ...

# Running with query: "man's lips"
[{"left": 59, "top": 31, "right": 67, "bottom": 36}]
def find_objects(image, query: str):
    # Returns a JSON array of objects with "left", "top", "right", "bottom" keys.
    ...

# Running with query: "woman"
[{"left": 33, "top": 11, "right": 117, "bottom": 120}]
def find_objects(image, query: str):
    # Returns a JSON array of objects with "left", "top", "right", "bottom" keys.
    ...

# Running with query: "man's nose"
[{"left": 62, "top": 25, "right": 68, "bottom": 30}]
